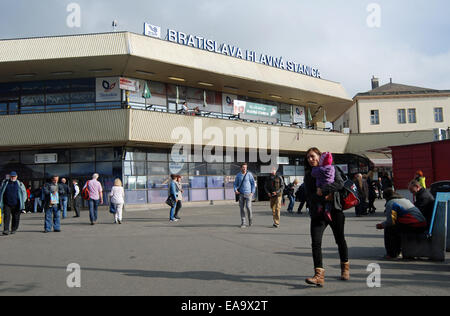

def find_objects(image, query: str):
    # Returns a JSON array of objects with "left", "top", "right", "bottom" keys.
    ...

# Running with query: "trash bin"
[{"left": 430, "top": 181, "right": 450, "bottom": 198}]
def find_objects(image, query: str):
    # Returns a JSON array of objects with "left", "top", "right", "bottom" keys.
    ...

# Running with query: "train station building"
[{"left": 0, "top": 31, "right": 381, "bottom": 204}]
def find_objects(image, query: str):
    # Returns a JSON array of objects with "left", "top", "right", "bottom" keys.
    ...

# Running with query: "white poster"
[
  {"left": 96, "top": 77, "right": 121, "bottom": 102},
  {"left": 119, "top": 77, "right": 140, "bottom": 92},
  {"left": 293, "top": 106, "right": 306, "bottom": 126},
  {"left": 222, "top": 94, "right": 237, "bottom": 114},
  {"left": 233, "top": 100, "right": 247, "bottom": 115}
]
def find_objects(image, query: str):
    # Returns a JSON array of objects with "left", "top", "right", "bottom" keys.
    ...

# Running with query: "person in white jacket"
[{"left": 109, "top": 179, "right": 125, "bottom": 224}]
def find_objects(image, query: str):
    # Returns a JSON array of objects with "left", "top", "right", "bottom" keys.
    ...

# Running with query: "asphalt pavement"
[{"left": 0, "top": 199, "right": 449, "bottom": 296}]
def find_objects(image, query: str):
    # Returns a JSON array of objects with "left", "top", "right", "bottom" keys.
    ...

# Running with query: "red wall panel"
[{"left": 392, "top": 140, "right": 450, "bottom": 190}]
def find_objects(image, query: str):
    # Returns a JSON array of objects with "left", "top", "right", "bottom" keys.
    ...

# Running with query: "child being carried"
[{"left": 311, "top": 152, "right": 335, "bottom": 222}]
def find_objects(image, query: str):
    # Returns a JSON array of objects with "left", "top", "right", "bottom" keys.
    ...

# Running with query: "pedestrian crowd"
[{"left": 0, "top": 154, "right": 440, "bottom": 288}]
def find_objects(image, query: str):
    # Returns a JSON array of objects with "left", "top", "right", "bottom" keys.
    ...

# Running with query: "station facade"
[{"left": 0, "top": 31, "right": 373, "bottom": 204}]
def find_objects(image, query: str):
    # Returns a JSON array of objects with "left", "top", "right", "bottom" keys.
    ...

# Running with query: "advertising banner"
[
  {"left": 96, "top": 77, "right": 121, "bottom": 102},
  {"left": 293, "top": 106, "right": 306, "bottom": 126},
  {"left": 222, "top": 94, "right": 237, "bottom": 114},
  {"left": 233, "top": 100, "right": 278, "bottom": 117},
  {"left": 119, "top": 77, "right": 140, "bottom": 92}
]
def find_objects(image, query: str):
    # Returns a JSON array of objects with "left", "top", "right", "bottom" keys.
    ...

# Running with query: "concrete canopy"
[{"left": 0, "top": 32, "right": 353, "bottom": 122}]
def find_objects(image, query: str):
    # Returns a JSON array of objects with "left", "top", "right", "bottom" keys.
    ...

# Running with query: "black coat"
[
  {"left": 304, "top": 166, "right": 345, "bottom": 220},
  {"left": 415, "top": 188, "right": 435, "bottom": 227}
]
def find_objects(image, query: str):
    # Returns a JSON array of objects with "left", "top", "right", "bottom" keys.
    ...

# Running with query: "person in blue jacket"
[
  {"left": 169, "top": 174, "right": 179, "bottom": 222},
  {"left": 234, "top": 163, "right": 256, "bottom": 228}
]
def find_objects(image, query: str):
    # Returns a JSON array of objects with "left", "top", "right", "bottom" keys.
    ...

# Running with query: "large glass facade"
[{"left": 0, "top": 78, "right": 120, "bottom": 115}]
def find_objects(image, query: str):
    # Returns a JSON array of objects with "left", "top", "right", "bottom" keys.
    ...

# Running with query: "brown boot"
[
  {"left": 340, "top": 262, "right": 350, "bottom": 281},
  {"left": 305, "top": 268, "right": 325, "bottom": 287}
]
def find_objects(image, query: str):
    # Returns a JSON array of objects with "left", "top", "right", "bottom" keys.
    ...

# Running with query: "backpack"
[
  {"left": 336, "top": 167, "right": 360, "bottom": 210},
  {"left": 81, "top": 181, "right": 90, "bottom": 200}
]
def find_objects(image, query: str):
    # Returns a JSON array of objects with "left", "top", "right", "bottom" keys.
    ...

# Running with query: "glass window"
[
  {"left": 148, "top": 176, "right": 170, "bottom": 189},
  {"left": 207, "top": 163, "right": 224, "bottom": 175},
  {"left": 397, "top": 109, "right": 406, "bottom": 124},
  {"left": 96, "top": 148, "right": 115, "bottom": 161},
  {"left": 71, "top": 163, "right": 95, "bottom": 177},
  {"left": 0, "top": 103, "right": 7, "bottom": 115},
  {"left": 0, "top": 152, "right": 20, "bottom": 164},
  {"left": 136, "top": 176, "right": 147, "bottom": 189},
  {"left": 96, "top": 162, "right": 113, "bottom": 176},
  {"left": 22, "top": 81, "right": 45, "bottom": 94},
  {"left": 124, "top": 176, "right": 136, "bottom": 190},
  {"left": 189, "top": 176, "right": 207, "bottom": 188},
  {"left": 125, "top": 150, "right": 147, "bottom": 161},
  {"left": 21, "top": 95, "right": 45, "bottom": 106},
  {"left": 46, "top": 104, "right": 70, "bottom": 112},
  {"left": 26, "top": 165, "right": 45, "bottom": 178},
  {"left": 189, "top": 163, "right": 207, "bottom": 176},
  {"left": 21, "top": 151, "right": 38, "bottom": 164},
  {"left": 71, "top": 78, "right": 95, "bottom": 91},
  {"left": 434, "top": 108, "right": 444, "bottom": 123},
  {"left": 45, "top": 164, "right": 70, "bottom": 178},
  {"left": 147, "top": 162, "right": 168, "bottom": 175},
  {"left": 408, "top": 109, "right": 417, "bottom": 123},
  {"left": 169, "top": 162, "right": 188, "bottom": 175},
  {"left": 224, "top": 164, "right": 242, "bottom": 176},
  {"left": 71, "top": 91, "right": 95, "bottom": 103},
  {"left": 208, "top": 176, "right": 224, "bottom": 188},
  {"left": 124, "top": 161, "right": 146, "bottom": 176},
  {"left": 370, "top": 110, "right": 379, "bottom": 125},
  {"left": 44, "top": 80, "right": 71, "bottom": 93},
  {"left": 279, "top": 104, "right": 292, "bottom": 123},
  {"left": 71, "top": 148, "right": 95, "bottom": 162},
  {"left": 70, "top": 103, "right": 95, "bottom": 111},
  {"left": 46, "top": 93, "right": 71, "bottom": 105},
  {"left": 148, "top": 152, "right": 168, "bottom": 162}
]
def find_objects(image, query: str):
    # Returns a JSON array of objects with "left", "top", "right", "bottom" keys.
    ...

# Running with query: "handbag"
[
  {"left": 235, "top": 172, "right": 249, "bottom": 202},
  {"left": 109, "top": 203, "right": 117, "bottom": 214},
  {"left": 166, "top": 195, "right": 176, "bottom": 207}
]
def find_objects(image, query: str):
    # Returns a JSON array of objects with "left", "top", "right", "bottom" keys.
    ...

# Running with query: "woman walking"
[
  {"left": 110, "top": 179, "right": 125, "bottom": 224},
  {"left": 174, "top": 175, "right": 184, "bottom": 220},
  {"left": 304, "top": 147, "right": 350, "bottom": 287}
]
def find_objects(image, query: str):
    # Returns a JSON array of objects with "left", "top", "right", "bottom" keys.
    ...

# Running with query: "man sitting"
[{"left": 376, "top": 188, "right": 427, "bottom": 259}]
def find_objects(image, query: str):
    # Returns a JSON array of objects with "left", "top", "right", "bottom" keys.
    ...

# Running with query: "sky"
[{"left": 0, "top": 0, "right": 449, "bottom": 97}]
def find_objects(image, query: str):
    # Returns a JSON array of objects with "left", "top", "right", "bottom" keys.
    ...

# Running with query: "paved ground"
[{"left": 0, "top": 199, "right": 449, "bottom": 296}]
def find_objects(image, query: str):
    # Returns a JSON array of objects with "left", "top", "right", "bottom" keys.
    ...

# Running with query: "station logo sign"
[{"left": 144, "top": 23, "right": 161, "bottom": 39}]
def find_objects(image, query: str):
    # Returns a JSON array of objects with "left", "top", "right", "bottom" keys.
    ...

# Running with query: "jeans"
[
  {"left": 44, "top": 205, "right": 61, "bottom": 232},
  {"left": 60, "top": 196, "right": 68, "bottom": 218},
  {"left": 310, "top": 211, "right": 348, "bottom": 268},
  {"left": 33, "top": 198, "right": 42, "bottom": 213},
  {"left": 170, "top": 201, "right": 177, "bottom": 220},
  {"left": 88, "top": 199, "right": 100, "bottom": 223},
  {"left": 239, "top": 194, "right": 253, "bottom": 225},
  {"left": 287, "top": 195, "right": 295, "bottom": 213}
]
